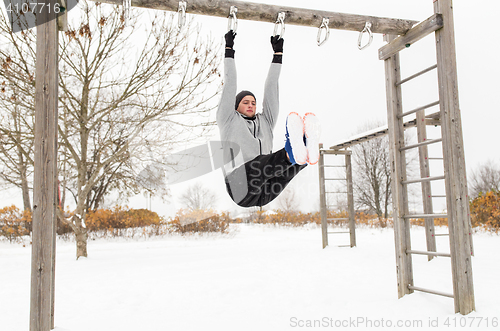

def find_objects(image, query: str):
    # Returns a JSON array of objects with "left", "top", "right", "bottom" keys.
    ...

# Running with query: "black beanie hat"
[{"left": 235, "top": 90, "right": 256, "bottom": 110}]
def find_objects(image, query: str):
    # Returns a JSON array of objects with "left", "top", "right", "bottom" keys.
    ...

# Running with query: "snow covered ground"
[{"left": 1, "top": 224, "right": 499, "bottom": 331}]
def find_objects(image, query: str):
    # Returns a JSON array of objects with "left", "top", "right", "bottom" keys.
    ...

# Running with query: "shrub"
[
  {"left": 0, "top": 205, "right": 31, "bottom": 243},
  {"left": 169, "top": 209, "right": 230, "bottom": 234},
  {"left": 85, "top": 206, "right": 165, "bottom": 238},
  {"left": 470, "top": 190, "right": 500, "bottom": 233}
]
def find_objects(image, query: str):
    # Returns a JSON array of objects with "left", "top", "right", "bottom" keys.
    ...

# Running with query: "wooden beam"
[
  {"left": 318, "top": 144, "right": 328, "bottom": 249},
  {"left": 384, "top": 34, "right": 413, "bottom": 299},
  {"left": 379, "top": 13, "right": 443, "bottom": 60},
  {"left": 95, "top": 0, "right": 418, "bottom": 35},
  {"left": 30, "top": 1, "right": 59, "bottom": 330},
  {"left": 434, "top": 0, "right": 475, "bottom": 315},
  {"left": 345, "top": 153, "right": 356, "bottom": 248}
]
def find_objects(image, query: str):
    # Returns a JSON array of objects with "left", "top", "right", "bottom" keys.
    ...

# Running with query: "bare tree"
[
  {"left": 276, "top": 184, "right": 298, "bottom": 214},
  {"left": 0, "top": 3, "right": 221, "bottom": 258},
  {"left": 353, "top": 133, "right": 392, "bottom": 219},
  {"left": 179, "top": 182, "right": 217, "bottom": 211},
  {"left": 468, "top": 160, "right": 500, "bottom": 198}
]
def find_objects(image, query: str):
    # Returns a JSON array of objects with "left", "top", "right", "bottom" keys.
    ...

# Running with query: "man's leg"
[{"left": 225, "top": 148, "right": 306, "bottom": 207}]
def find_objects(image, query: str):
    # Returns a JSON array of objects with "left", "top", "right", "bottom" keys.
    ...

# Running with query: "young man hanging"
[{"left": 217, "top": 31, "right": 321, "bottom": 208}]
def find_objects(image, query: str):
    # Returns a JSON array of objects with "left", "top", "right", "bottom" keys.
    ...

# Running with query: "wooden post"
[
  {"left": 384, "top": 34, "right": 413, "bottom": 298},
  {"left": 345, "top": 153, "right": 356, "bottom": 247},
  {"left": 434, "top": 0, "right": 475, "bottom": 315},
  {"left": 30, "top": 0, "right": 59, "bottom": 329},
  {"left": 97, "top": 0, "right": 417, "bottom": 35},
  {"left": 318, "top": 144, "right": 328, "bottom": 249},
  {"left": 416, "top": 109, "right": 436, "bottom": 261}
]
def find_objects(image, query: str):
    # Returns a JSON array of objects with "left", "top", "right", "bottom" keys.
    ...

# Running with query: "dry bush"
[
  {"left": 85, "top": 206, "right": 166, "bottom": 238},
  {"left": 470, "top": 190, "right": 500, "bottom": 233},
  {"left": 0, "top": 205, "right": 31, "bottom": 243},
  {"left": 169, "top": 209, "right": 230, "bottom": 234}
]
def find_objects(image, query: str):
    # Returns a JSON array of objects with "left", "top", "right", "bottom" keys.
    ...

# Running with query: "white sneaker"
[
  {"left": 285, "top": 112, "right": 307, "bottom": 165},
  {"left": 303, "top": 113, "right": 321, "bottom": 165}
]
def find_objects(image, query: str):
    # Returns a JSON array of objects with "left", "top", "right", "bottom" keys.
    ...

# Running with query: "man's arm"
[
  {"left": 217, "top": 31, "right": 238, "bottom": 127},
  {"left": 262, "top": 36, "right": 284, "bottom": 130}
]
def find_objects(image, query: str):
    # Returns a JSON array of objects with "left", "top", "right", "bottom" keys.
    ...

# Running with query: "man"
[{"left": 217, "top": 31, "right": 320, "bottom": 207}]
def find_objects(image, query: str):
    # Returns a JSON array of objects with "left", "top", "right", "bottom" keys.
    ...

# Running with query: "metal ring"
[
  {"left": 178, "top": 1, "right": 187, "bottom": 29},
  {"left": 317, "top": 17, "right": 330, "bottom": 46},
  {"left": 273, "top": 12, "right": 286, "bottom": 39},
  {"left": 358, "top": 22, "right": 373, "bottom": 50},
  {"left": 227, "top": 6, "right": 238, "bottom": 32}
]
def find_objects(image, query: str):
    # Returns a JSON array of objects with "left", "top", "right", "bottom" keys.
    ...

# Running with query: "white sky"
[{"left": 1, "top": 0, "right": 499, "bottom": 217}]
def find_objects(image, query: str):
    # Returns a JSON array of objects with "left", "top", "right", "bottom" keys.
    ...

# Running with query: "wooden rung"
[
  {"left": 431, "top": 195, "right": 447, "bottom": 198},
  {"left": 398, "top": 100, "right": 440, "bottom": 118},
  {"left": 428, "top": 157, "right": 443, "bottom": 160},
  {"left": 337, "top": 245, "right": 352, "bottom": 248},
  {"left": 408, "top": 285, "right": 454, "bottom": 298},
  {"left": 406, "top": 249, "right": 451, "bottom": 257},
  {"left": 327, "top": 218, "right": 349, "bottom": 221},
  {"left": 402, "top": 175, "right": 445, "bottom": 185},
  {"left": 396, "top": 65, "right": 438, "bottom": 86},
  {"left": 434, "top": 233, "right": 449, "bottom": 236},
  {"left": 328, "top": 231, "right": 350, "bottom": 234},
  {"left": 403, "top": 213, "right": 447, "bottom": 219},
  {"left": 400, "top": 138, "right": 443, "bottom": 151}
]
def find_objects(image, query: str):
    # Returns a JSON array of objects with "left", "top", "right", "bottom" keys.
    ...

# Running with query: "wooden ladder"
[
  {"left": 380, "top": 0, "right": 475, "bottom": 315},
  {"left": 318, "top": 145, "right": 356, "bottom": 249}
]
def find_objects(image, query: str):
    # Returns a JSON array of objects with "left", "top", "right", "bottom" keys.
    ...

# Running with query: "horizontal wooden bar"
[
  {"left": 322, "top": 149, "right": 352, "bottom": 155},
  {"left": 400, "top": 138, "right": 442, "bottom": 151},
  {"left": 428, "top": 157, "right": 444, "bottom": 160},
  {"left": 337, "top": 245, "right": 352, "bottom": 248},
  {"left": 408, "top": 285, "right": 454, "bottom": 298},
  {"left": 403, "top": 213, "right": 448, "bottom": 219},
  {"left": 402, "top": 175, "right": 445, "bottom": 185},
  {"left": 407, "top": 249, "right": 451, "bottom": 257},
  {"left": 434, "top": 233, "right": 449, "bottom": 236},
  {"left": 379, "top": 13, "right": 443, "bottom": 60},
  {"left": 96, "top": 0, "right": 418, "bottom": 35},
  {"left": 328, "top": 231, "right": 350, "bottom": 234},
  {"left": 396, "top": 64, "right": 438, "bottom": 86},
  {"left": 432, "top": 195, "right": 447, "bottom": 198},
  {"left": 398, "top": 100, "right": 440, "bottom": 118}
]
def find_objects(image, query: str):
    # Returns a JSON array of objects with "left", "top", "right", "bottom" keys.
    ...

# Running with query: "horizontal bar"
[
  {"left": 400, "top": 138, "right": 442, "bottom": 151},
  {"left": 434, "top": 233, "right": 449, "bottom": 236},
  {"left": 396, "top": 65, "right": 438, "bottom": 86},
  {"left": 379, "top": 13, "right": 444, "bottom": 60},
  {"left": 398, "top": 100, "right": 440, "bottom": 118},
  {"left": 328, "top": 231, "right": 350, "bottom": 234},
  {"left": 402, "top": 175, "right": 445, "bottom": 185},
  {"left": 327, "top": 218, "right": 349, "bottom": 221},
  {"left": 428, "top": 157, "right": 444, "bottom": 160},
  {"left": 337, "top": 245, "right": 352, "bottom": 248},
  {"left": 325, "top": 178, "right": 347, "bottom": 181},
  {"left": 407, "top": 249, "right": 451, "bottom": 257},
  {"left": 104, "top": 0, "right": 419, "bottom": 35},
  {"left": 403, "top": 213, "right": 448, "bottom": 219},
  {"left": 431, "top": 195, "right": 447, "bottom": 198},
  {"left": 408, "top": 285, "right": 454, "bottom": 298},
  {"left": 323, "top": 149, "right": 352, "bottom": 155}
]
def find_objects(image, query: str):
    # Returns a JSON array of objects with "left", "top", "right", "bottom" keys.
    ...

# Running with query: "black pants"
[{"left": 225, "top": 148, "right": 307, "bottom": 208}]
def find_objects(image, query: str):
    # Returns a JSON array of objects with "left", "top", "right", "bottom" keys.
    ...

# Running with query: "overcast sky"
[{"left": 1, "top": 0, "right": 499, "bottom": 217}]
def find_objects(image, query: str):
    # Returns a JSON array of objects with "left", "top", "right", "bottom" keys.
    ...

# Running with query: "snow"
[{"left": 1, "top": 224, "right": 499, "bottom": 330}]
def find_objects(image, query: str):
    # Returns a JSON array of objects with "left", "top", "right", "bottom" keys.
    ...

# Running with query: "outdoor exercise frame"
[{"left": 29, "top": 0, "right": 474, "bottom": 329}]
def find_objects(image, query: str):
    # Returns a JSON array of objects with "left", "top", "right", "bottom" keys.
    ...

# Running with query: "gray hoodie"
[{"left": 217, "top": 58, "right": 281, "bottom": 174}]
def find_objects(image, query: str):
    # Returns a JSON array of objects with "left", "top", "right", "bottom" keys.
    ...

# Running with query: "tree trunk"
[{"left": 75, "top": 226, "right": 88, "bottom": 259}]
